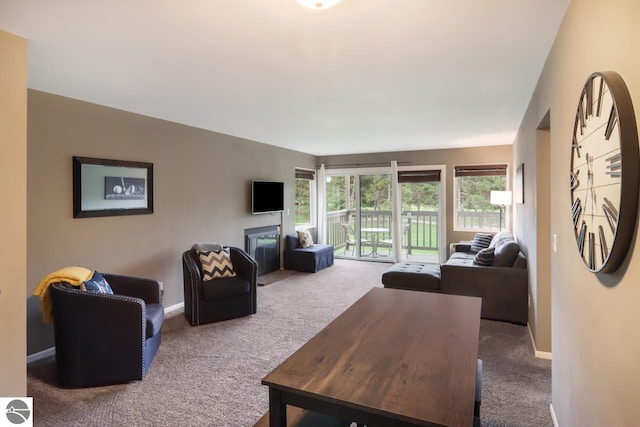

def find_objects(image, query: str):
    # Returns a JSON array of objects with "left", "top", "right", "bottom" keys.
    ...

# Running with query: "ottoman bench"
[
  {"left": 382, "top": 263, "right": 441, "bottom": 292},
  {"left": 283, "top": 234, "right": 334, "bottom": 273}
]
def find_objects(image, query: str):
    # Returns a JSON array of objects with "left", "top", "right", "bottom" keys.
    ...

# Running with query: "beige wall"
[
  {"left": 514, "top": 0, "right": 640, "bottom": 424},
  {"left": 0, "top": 30, "right": 27, "bottom": 395},
  {"left": 534, "top": 126, "right": 552, "bottom": 354},
  {"left": 513, "top": 101, "right": 553, "bottom": 354},
  {"left": 26, "top": 91, "right": 315, "bottom": 354},
  {"left": 25, "top": 90, "right": 515, "bottom": 358},
  {"left": 318, "top": 145, "right": 514, "bottom": 248}
]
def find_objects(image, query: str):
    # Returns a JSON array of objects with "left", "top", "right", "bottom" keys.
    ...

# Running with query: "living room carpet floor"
[{"left": 27, "top": 259, "right": 551, "bottom": 426}]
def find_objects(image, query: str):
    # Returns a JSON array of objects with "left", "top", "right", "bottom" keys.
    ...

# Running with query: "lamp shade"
[
  {"left": 490, "top": 190, "right": 512, "bottom": 206},
  {"left": 296, "top": 0, "right": 342, "bottom": 10}
]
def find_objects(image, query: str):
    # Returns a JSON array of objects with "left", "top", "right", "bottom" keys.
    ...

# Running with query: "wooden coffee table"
[{"left": 260, "top": 287, "right": 482, "bottom": 427}]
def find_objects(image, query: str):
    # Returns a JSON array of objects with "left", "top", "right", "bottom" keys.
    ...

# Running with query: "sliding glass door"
[
  {"left": 323, "top": 165, "right": 444, "bottom": 264},
  {"left": 325, "top": 175, "right": 358, "bottom": 257},
  {"left": 325, "top": 169, "right": 392, "bottom": 261},
  {"left": 359, "top": 173, "right": 392, "bottom": 259},
  {"left": 397, "top": 168, "right": 444, "bottom": 263}
]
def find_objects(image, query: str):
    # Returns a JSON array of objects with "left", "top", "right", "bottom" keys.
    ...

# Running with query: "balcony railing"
[
  {"left": 327, "top": 210, "right": 437, "bottom": 255},
  {"left": 327, "top": 209, "right": 501, "bottom": 257},
  {"left": 456, "top": 210, "right": 502, "bottom": 230}
]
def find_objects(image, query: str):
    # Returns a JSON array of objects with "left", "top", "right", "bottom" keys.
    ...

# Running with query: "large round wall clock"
[{"left": 570, "top": 71, "right": 640, "bottom": 273}]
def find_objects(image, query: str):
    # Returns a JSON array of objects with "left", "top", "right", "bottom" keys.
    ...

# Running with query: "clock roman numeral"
[
  {"left": 572, "top": 197, "right": 582, "bottom": 229},
  {"left": 570, "top": 171, "right": 580, "bottom": 190},
  {"left": 602, "top": 197, "right": 618, "bottom": 233},
  {"left": 588, "top": 232, "right": 596, "bottom": 270},
  {"left": 578, "top": 101, "right": 586, "bottom": 135},
  {"left": 577, "top": 221, "right": 587, "bottom": 256},
  {"left": 599, "top": 225, "right": 608, "bottom": 263},
  {"left": 585, "top": 79, "right": 593, "bottom": 119},
  {"left": 572, "top": 135, "right": 581, "bottom": 158},
  {"left": 596, "top": 77, "right": 605, "bottom": 117},
  {"left": 605, "top": 105, "right": 618, "bottom": 140},
  {"left": 605, "top": 152, "right": 621, "bottom": 178}
]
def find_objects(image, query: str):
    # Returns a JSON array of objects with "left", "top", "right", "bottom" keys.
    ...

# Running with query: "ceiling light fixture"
[{"left": 296, "top": 0, "right": 342, "bottom": 10}]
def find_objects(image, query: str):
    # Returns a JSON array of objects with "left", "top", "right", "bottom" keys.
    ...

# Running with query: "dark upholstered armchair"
[
  {"left": 49, "top": 273, "right": 164, "bottom": 387},
  {"left": 182, "top": 246, "right": 257, "bottom": 326}
]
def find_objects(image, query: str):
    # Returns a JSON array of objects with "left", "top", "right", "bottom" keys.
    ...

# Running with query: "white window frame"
[{"left": 294, "top": 168, "right": 316, "bottom": 230}]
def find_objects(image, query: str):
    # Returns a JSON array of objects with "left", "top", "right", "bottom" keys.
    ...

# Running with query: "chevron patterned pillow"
[{"left": 198, "top": 250, "right": 237, "bottom": 281}]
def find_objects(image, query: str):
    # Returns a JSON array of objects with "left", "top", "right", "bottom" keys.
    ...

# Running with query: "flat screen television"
[{"left": 252, "top": 181, "right": 284, "bottom": 214}]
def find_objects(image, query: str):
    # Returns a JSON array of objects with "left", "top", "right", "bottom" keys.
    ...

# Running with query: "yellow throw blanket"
[{"left": 33, "top": 266, "right": 93, "bottom": 324}]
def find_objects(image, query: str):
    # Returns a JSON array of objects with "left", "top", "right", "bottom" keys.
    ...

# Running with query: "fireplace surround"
[{"left": 244, "top": 225, "right": 280, "bottom": 276}]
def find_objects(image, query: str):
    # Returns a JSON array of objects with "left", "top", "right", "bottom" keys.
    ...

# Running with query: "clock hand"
[
  {"left": 590, "top": 154, "right": 596, "bottom": 225},
  {"left": 585, "top": 153, "right": 596, "bottom": 226}
]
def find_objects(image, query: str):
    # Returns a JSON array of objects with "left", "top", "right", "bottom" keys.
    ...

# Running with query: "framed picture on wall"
[
  {"left": 104, "top": 176, "right": 147, "bottom": 200},
  {"left": 73, "top": 156, "right": 154, "bottom": 218},
  {"left": 515, "top": 163, "right": 524, "bottom": 204}
]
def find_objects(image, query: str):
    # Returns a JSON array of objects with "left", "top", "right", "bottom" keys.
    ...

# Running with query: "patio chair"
[
  {"left": 341, "top": 223, "right": 371, "bottom": 256},
  {"left": 379, "top": 223, "right": 410, "bottom": 256}
]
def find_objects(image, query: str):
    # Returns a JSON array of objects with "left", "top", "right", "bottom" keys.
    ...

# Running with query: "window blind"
[
  {"left": 295, "top": 168, "right": 315, "bottom": 180},
  {"left": 397, "top": 170, "right": 441, "bottom": 183},
  {"left": 454, "top": 164, "right": 508, "bottom": 177}
]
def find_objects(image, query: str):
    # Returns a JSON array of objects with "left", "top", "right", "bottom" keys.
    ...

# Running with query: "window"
[
  {"left": 295, "top": 168, "right": 316, "bottom": 228},
  {"left": 454, "top": 164, "right": 508, "bottom": 231}
]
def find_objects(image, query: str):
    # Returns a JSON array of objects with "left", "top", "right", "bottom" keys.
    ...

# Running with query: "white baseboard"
[
  {"left": 535, "top": 349, "right": 552, "bottom": 359},
  {"left": 550, "top": 403, "right": 559, "bottom": 427},
  {"left": 27, "top": 303, "right": 186, "bottom": 364},
  {"left": 164, "top": 302, "right": 184, "bottom": 317},
  {"left": 528, "top": 324, "right": 552, "bottom": 360},
  {"left": 26, "top": 347, "right": 55, "bottom": 364}
]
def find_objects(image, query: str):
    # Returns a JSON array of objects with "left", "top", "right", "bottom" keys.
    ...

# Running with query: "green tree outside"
[
  {"left": 295, "top": 178, "right": 310, "bottom": 225},
  {"left": 456, "top": 175, "right": 506, "bottom": 211}
]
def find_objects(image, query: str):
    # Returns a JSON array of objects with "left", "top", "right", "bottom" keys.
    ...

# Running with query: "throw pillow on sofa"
[
  {"left": 470, "top": 233, "right": 493, "bottom": 253},
  {"left": 492, "top": 240, "right": 521, "bottom": 267},
  {"left": 488, "top": 231, "right": 514, "bottom": 249},
  {"left": 297, "top": 229, "right": 314, "bottom": 248},
  {"left": 81, "top": 271, "right": 113, "bottom": 294},
  {"left": 473, "top": 247, "right": 495, "bottom": 266}
]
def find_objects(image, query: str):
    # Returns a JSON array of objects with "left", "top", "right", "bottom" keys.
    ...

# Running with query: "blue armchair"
[{"left": 49, "top": 273, "right": 164, "bottom": 387}]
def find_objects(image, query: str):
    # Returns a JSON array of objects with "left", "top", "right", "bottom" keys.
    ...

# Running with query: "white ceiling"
[{"left": 0, "top": 0, "right": 570, "bottom": 156}]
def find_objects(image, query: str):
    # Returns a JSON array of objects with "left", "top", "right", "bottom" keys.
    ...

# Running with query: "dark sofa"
[
  {"left": 383, "top": 231, "right": 528, "bottom": 325},
  {"left": 284, "top": 233, "right": 334, "bottom": 273},
  {"left": 440, "top": 231, "right": 528, "bottom": 324}
]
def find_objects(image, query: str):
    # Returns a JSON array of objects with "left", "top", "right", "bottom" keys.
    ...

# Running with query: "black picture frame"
[
  {"left": 73, "top": 156, "right": 154, "bottom": 218},
  {"left": 515, "top": 163, "right": 524, "bottom": 204}
]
